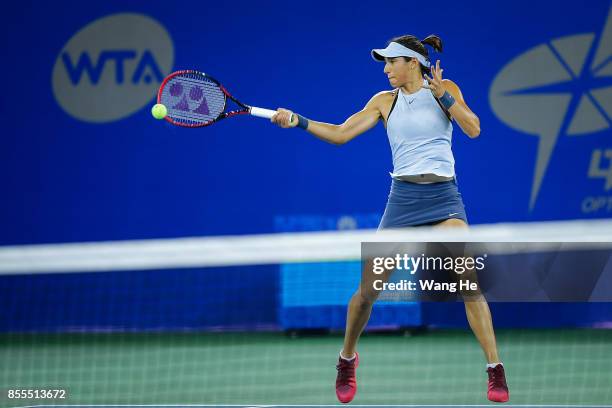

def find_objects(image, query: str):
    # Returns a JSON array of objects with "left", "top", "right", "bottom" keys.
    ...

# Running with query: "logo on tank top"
[
  {"left": 489, "top": 5, "right": 612, "bottom": 211},
  {"left": 52, "top": 13, "right": 174, "bottom": 123}
]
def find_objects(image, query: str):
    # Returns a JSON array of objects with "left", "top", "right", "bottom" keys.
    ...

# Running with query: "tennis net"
[{"left": 1, "top": 219, "right": 612, "bottom": 407}]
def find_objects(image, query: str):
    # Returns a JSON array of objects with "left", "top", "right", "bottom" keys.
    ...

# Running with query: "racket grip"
[{"left": 249, "top": 107, "right": 277, "bottom": 119}]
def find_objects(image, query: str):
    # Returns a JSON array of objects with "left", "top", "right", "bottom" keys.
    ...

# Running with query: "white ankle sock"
[
  {"left": 340, "top": 351, "right": 356, "bottom": 361},
  {"left": 487, "top": 362, "right": 503, "bottom": 369}
]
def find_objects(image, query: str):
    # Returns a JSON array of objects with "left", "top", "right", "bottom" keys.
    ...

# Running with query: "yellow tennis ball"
[{"left": 151, "top": 103, "right": 167, "bottom": 120}]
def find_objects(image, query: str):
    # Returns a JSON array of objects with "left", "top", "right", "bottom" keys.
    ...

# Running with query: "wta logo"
[
  {"left": 490, "top": 5, "right": 612, "bottom": 211},
  {"left": 52, "top": 13, "right": 174, "bottom": 123}
]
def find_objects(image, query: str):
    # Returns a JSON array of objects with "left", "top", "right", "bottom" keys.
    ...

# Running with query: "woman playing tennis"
[{"left": 271, "top": 34, "right": 509, "bottom": 404}]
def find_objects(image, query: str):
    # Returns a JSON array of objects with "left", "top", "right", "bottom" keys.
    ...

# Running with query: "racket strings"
[{"left": 160, "top": 73, "right": 226, "bottom": 125}]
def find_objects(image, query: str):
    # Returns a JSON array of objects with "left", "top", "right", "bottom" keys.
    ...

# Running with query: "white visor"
[{"left": 371, "top": 42, "right": 431, "bottom": 68}]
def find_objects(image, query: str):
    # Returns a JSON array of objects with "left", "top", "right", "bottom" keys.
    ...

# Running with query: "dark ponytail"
[{"left": 420, "top": 34, "right": 443, "bottom": 53}]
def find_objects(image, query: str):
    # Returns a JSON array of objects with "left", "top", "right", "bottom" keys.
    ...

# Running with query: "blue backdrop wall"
[{"left": 2, "top": 0, "right": 612, "bottom": 245}]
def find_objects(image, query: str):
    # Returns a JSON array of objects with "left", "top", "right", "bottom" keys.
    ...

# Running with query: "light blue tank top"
[{"left": 386, "top": 80, "right": 455, "bottom": 178}]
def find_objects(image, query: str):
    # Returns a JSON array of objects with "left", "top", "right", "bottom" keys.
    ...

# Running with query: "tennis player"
[{"left": 271, "top": 34, "right": 509, "bottom": 404}]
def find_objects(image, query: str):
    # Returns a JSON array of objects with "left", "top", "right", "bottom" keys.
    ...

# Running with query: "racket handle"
[
  {"left": 250, "top": 106, "right": 295, "bottom": 125},
  {"left": 249, "top": 107, "right": 277, "bottom": 119}
]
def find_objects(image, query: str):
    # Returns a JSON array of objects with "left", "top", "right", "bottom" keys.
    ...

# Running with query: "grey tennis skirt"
[{"left": 378, "top": 178, "right": 468, "bottom": 229}]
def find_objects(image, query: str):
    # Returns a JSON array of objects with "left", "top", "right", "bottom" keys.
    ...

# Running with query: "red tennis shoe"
[
  {"left": 335, "top": 352, "right": 359, "bottom": 403},
  {"left": 487, "top": 364, "right": 509, "bottom": 402}
]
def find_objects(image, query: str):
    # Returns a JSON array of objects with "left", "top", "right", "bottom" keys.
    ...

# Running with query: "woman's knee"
[{"left": 352, "top": 287, "right": 379, "bottom": 307}]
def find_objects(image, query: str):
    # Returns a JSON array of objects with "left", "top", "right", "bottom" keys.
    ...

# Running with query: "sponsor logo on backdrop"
[
  {"left": 490, "top": 5, "right": 612, "bottom": 212},
  {"left": 52, "top": 13, "right": 173, "bottom": 123}
]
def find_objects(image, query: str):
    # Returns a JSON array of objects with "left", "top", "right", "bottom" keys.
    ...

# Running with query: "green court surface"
[{"left": 1, "top": 329, "right": 611, "bottom": 407}]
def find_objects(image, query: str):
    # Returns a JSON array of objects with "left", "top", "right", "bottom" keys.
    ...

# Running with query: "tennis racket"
[{"left": 157, "top": 70, "right": 287, "bottom": 128}]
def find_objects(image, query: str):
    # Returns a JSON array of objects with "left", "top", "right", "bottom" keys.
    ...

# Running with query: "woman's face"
[{"left": 383, "top": 57, "right": 418, "bottom": 86}]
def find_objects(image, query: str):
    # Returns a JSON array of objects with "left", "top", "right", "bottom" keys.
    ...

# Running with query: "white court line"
[{"left": 11, "top": 405, "right": 612, "bottom": 408}]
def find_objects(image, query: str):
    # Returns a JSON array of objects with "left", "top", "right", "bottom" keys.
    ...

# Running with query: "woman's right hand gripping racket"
[{"left": 155, "top": 70, "right": 291, "bottom": 128}]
